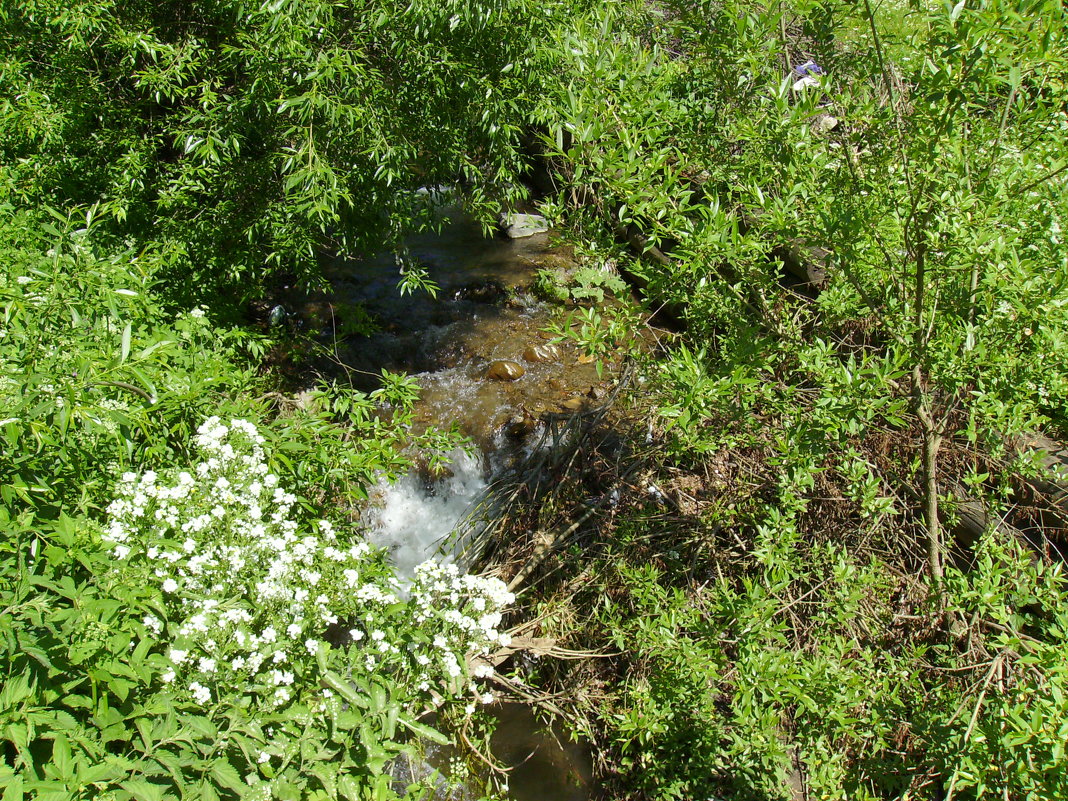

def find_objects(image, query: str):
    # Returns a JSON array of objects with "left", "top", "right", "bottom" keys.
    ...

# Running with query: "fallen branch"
[{"left": 1013, "top": 432, "right": 1068, "bottom": 537}]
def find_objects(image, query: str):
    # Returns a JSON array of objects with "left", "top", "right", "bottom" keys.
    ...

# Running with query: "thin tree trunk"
[
  {"left": 922, "top": 425, "right": 944, "bottom": 583},
  {"left": 913, "top": 361, "right": 944, "bottom": 584}
]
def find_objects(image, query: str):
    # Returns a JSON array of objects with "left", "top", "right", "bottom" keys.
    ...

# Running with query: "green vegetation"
[
  {"left": 1, "top": 0, "right": 573, "bottom": 292},
  {"left": 517, "top": 1, "right": 1068, "bottom": 798},
  {"left": 3, "top": 0, "right": 1068, "bottom": 799}
]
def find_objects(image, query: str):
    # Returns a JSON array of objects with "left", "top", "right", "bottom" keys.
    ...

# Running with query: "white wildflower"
[{"left": 189, "top": 682, "right": 211, "bottom": 704}]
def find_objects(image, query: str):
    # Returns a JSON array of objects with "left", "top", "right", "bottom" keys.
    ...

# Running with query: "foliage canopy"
[
  {"left": 5, "top": 0, "right": 1068, "bottom": 799},
  {"left": 1, "top": 0, "right": 577, "bottom": 293}
]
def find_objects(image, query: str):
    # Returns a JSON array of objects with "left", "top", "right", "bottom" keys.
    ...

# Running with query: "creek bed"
[{"left": 291, "top": 211, "right": 604, "bottom": 799}]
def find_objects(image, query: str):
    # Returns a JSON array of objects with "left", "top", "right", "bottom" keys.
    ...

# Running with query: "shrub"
[{"left": 2, "top": 415, "right": 515, "bottom": 800}]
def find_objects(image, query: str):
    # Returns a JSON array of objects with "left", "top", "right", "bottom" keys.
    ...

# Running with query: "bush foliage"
[{"left": 4, "top": 0, "right": 1068, "bottom": 799}]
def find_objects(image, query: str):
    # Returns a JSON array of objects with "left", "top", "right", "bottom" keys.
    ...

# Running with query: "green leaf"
[
  {"left": 50, "top": 733, "right": 73, "bottom": 781},
  {"left": 320, "top": 670, "right": 368, "bottom": 710},
  {"left": 0, "top": 671, "right": 34, "bottom": 709},
  {"left": 369, "top": 683, "right": 386, "bottom": 713},
  {"left": 135, "top": 340, "right": 175, "bottom": 360},
  {"left": 1, "top": 775, "right": 24, "bottom": 801},
  {"left": 25, "top": 785, "right": 71, "bottom": 801},
  {"left": 337, "top": 775, "right": 360, "bottom": 801},
  {"left": 396, "top": 716, "right": 449, "bottom": 746},
  {"left": 120, "top": 324, "right": 132, "bottom": 364},
  {"left": 183, "top": 715, "right": 218, "bottom": 740},
  {"left": 209, "top": 760, "right": 245, "bottom": 794},
  {"left": 119, "top": 778, "right": 166, "bottom": 801}
]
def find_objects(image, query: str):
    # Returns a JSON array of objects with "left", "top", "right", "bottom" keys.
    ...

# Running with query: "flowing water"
[
  {"left": 392, "top": 704, "right": 592, "bottom": 801},
  {"left": 290, "top": 210, "right": 598, "bottom": 799},
  {"left": 362, "top": 448, "right": 487, "bottom": 580},
  {"left": 306, "top": 212, "right": 605, "bottom": 443}
]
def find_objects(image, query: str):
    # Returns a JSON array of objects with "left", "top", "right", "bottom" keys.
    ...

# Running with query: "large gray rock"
[{"left": 499, "top": 213, "right": 549, "bottom": 239}]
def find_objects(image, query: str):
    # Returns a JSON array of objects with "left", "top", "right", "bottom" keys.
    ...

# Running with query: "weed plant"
[{"left": 507, "top": 0, "right": 1068, "bottom": 797}]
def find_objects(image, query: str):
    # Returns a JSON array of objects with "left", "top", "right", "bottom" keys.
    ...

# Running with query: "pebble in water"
[
  {"left": 486, "top": 360, "right": 526, "bottom": 381},
  {"left": 522, "top": 343, "right": 560, "bottom": 363}
]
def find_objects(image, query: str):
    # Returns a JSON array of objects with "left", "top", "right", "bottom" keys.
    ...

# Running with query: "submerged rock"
[
  {"left": 503, "top": 414, "right": 538, "bottom": 438},
  {"left": 486, "top": 360, "right": 526, "bottom": 381},
  {"left": 522, "top": 343, "right": 560, "bottom": 363},
  {"left": 499, "top": 212, "right": 549, "bottom": 239},
  {"left": 558, "top": 397, "right": 586, "bottom": 413}
]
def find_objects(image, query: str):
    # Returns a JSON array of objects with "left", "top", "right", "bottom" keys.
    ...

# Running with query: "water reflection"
[{"left": 396, "top": 704, "right": 591, "bottom": 801}]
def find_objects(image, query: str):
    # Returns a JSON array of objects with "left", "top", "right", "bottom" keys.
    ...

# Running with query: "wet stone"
[
  {"left": 559, "top": 397, "right": 586, "bottom": 413},
  {"left": 504, "top": 414, "right": 537, "bottom": 438},
  {"left": 505, "top": 295, "right": 534, "bottom": 309},
  {"left": 522, "top": 343, "right": 560, "bottom": 363},
  {"left": 453, "top": 280, "right": 506, "bottom": 304},
  {"left": 268, "top": 304, "right": 289, "bottom": 328},
  {"left": 499, "top": 212, "right": 549, "bottom": 239},
  {"left": 486, "top": 360, "right": 526, "bottom": 381}
]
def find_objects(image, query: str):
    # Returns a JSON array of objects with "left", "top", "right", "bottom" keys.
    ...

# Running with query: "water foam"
[{"left": 363, "top": 448, "right": 487, "bottom": 579}]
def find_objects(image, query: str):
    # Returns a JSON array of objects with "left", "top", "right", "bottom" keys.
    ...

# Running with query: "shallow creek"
[{"left": 291, "top": 213, "right": 599, "bottom": 800}]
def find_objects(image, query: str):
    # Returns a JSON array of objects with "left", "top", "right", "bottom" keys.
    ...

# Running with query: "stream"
[{"left": 288, "top": 210, "right": 600, "bottom": 800}]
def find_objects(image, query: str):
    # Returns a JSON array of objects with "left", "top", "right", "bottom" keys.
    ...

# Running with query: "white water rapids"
[{"left": 362, "top": 448, "right": 488, "bottom": 579}]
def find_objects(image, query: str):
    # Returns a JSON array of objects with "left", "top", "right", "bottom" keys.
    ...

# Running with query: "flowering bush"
[
  {"left": 104, "top": 416, "right": 513, "bottom": 722},
  {"left": 0, "top": 206, "right": 270, "bottom": 520},
  {"left": 0, "top": 209, "right": 510, "bottom": 799}
]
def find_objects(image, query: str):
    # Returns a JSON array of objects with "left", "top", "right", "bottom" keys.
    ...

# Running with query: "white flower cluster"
[
  {"left": 350, "top": 560, "right": 514, "bottom": 706},
  {"left": 104, "top": 417, "right": 513, "bottom": 714}
]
